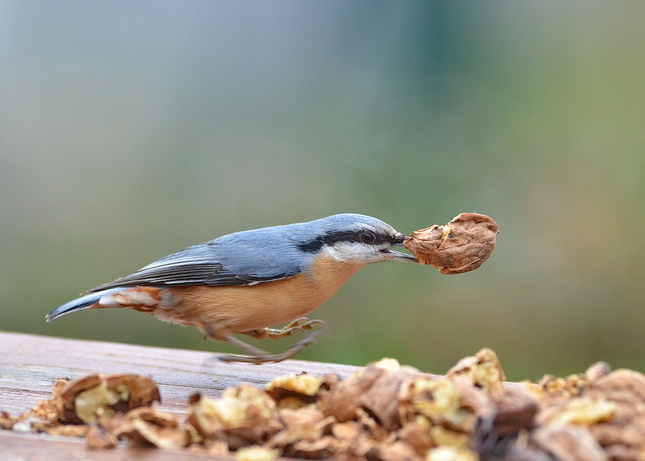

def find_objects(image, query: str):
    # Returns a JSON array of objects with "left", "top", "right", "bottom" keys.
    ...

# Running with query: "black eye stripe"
[{"left": 297, "top": 230, "right": 401, "bottom": 253}]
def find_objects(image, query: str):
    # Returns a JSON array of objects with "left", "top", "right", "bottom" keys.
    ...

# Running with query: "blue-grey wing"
[{"left": 84, "top": 232, "right": 305, "bottom": 293}]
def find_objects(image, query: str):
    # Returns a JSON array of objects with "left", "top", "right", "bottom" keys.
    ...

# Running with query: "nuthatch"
[{"left": 47, "top": 213, "right": 417, "bottom": 363}]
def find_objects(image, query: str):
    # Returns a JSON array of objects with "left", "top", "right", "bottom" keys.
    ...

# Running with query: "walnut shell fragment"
[
  {"left": 530, "top": 425, "right": 607, "bottom": 461},
  {"left": 187, "top": 384, "right": 277, "bottom": 450},
  {"left": 31, "top": 378, "right": 68, "bottom": 424},
  {"left": 265, "top": 372, "right": 336, "bottom": 409},
  {"left": 111, "top": 407, "right": 190, "bottom": 449},
  {"left": 236, "top": 446, "right": 280, "bottom": 461},
  {"left": 398, "top": 376, "right": 476, "bottom": 435},
  {"left": 0, "top": 410, "right": 26, "bottom": 430},
  {"left": 321, "top": 358, "right": 422, "bottom": 431},
  {"left": 59, "top": 373, "right": 161, "bottom": 424},
  {"left": 583, "top": 369, "right": 645, "bottom": 456},
  {"left": 404, "top": 213, "right": 498, "bottom": 274},
  {"left": 446, "top": 348, "right": 506, "bottom": 392}
]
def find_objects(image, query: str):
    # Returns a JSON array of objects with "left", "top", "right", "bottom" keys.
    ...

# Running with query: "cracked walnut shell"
[
  {"left": 58, "top": 373, "right": 160, "bottom": 424},
  {"left": 404, "top": 213, "right": 498, "bottom": 274}
]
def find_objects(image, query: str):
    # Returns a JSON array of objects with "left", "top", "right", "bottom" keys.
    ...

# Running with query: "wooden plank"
[
  {"left": 0, "top": 431, "right": 230, "bottom": 460},
  {"left": 0, "top": 331, "right": 361, "bottom": 459}
]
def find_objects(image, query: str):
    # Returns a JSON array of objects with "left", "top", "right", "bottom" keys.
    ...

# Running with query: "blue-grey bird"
[{"left": 46, "top": 213, "right": 418, "bottom": 363}]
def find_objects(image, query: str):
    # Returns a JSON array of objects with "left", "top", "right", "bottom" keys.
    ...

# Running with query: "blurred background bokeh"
[{"left": 2, "top": 1, "right": 644, "bottom": 381}]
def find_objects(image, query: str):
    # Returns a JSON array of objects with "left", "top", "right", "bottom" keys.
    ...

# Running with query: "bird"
[{"left": 46, "top": 213, "right": 418, "bottom": 364}]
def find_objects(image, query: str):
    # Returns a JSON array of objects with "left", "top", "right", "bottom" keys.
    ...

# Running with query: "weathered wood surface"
[{"left": 0, "top": 331, "right": 360, "bottom": 460}]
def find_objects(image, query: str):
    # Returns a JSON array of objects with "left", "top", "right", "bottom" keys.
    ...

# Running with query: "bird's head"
[{"left": 296, "top": 213, "right": 418, "bottom": 265}]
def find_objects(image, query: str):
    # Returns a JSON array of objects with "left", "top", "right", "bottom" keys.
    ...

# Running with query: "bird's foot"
[
  {"left": 218, "top": 325, "right": 327, "bottom": 364},
  {"left": 242, "top": 317, "right": 328, "bottom": 340}
]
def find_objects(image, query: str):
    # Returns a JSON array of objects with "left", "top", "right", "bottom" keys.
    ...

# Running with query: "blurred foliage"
[{"left": 1, "top": 1, "right": 644, "bottom": 381}]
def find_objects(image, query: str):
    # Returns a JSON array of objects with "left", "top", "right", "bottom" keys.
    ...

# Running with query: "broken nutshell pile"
[{"left": 3, "top": 349, "right": 645, "bottom": 460}]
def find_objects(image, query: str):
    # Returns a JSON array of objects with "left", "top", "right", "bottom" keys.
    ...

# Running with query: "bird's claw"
[
  {"left": 242, "top": 317, "right": 328, "bottom": 340},
  {"left": 219, "top": 325, "right": 327, "bottom": 364}
]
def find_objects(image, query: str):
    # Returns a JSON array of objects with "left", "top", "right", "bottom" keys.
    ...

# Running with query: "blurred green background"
[{"left": 2, "top": 1, "right": 644, "bottom": 382}]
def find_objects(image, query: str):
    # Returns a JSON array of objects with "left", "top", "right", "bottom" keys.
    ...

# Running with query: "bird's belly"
[{"left": 159, "top": 259, "right": 363, "bottom": 336}]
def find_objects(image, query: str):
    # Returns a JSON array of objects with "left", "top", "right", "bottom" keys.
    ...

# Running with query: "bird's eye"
[{"left": 359, "top": 230, "right": 376, "bottom": 244}]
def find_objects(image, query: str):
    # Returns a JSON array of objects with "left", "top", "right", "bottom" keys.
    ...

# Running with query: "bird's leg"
[
  {"left": 218, "top": 330, "right": 326, "bottom": 364},
  {"left": 204, "top": 318, "right": 328, "bottom": 364},
  {"left": 242, "top": 317, "right": 328, "bottom": 340}
]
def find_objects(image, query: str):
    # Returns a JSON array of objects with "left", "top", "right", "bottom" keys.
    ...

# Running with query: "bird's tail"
[{"left": 46, "top": 287, "right": 125, "bottom": 322}]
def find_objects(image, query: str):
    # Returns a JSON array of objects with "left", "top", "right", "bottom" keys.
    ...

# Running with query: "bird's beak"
[
  {"left": 381, "top": 237, "right": 418, "bottom": 263},
  {"left": 385, "top": 249, "right": 418, "bottom": 262}
]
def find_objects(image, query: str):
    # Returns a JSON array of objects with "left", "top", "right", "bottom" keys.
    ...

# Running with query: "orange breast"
[{"left": 157, "top": 254, "right": 364, "bottom": 338}]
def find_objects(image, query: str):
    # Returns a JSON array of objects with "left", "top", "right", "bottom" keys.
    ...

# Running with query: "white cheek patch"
[{"left": 323, "top": 242, "right": 381, "bottom": 264}]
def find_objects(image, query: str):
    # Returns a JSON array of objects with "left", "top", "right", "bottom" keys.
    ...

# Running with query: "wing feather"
[{"left": 84, "top": 237, "right": 303, "bottom": 294}]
